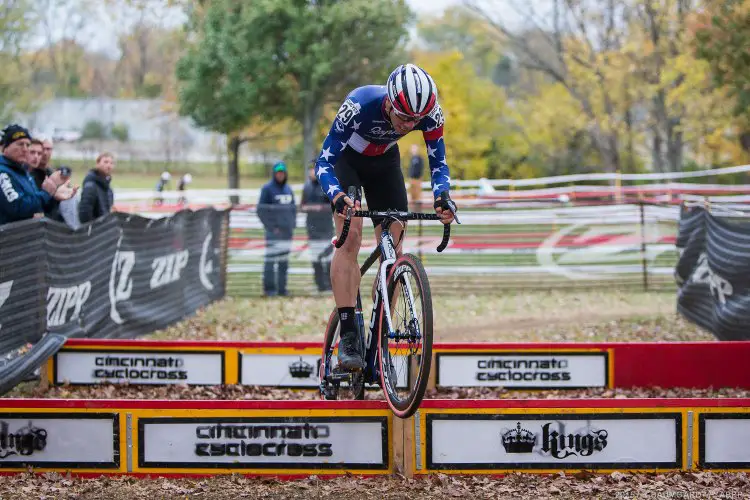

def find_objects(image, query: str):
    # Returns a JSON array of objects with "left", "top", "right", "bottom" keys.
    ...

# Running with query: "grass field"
[
  {"left": 226, "top": 216, "right": 681, "bottom": 296},
  {"left": 113, "top": 172, "right": 268, "bottom": 190},
  {"left": 57, "top": 157, "right": 305, "bottom": 190}
]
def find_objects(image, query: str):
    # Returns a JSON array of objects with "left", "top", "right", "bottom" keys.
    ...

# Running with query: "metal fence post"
[{"left": 639, "top": 201, "right": 649, "bottom": 291}]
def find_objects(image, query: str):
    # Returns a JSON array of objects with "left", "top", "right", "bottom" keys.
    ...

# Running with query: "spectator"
[
  {"left": 0, "top": 124, "right": 73, "bottom": 225},
  {"left": 408, "top": 143, "right": 425, "bottom": 208},
  {"left": 177, "top": 173, "right": 192, "bottom": 206},
  {"left": 78, "top": 152, "right": 115, "bottom": 224},
  {"left": 27, "top": 139, "right": 46, "bottom": 189},
  {"left": 25, "top": 139, "right": 75, "bottom": 225},
  {"left": 40, "top": 138, "right": 53, "bottom": 171},
  {"left": 154, "top": 171, "right": 170, "bottom": 206},
  {"left": 257, "top": 162, "right": 296, "bottom": 297},
  {"left": 301, "top": 164, "right": 333, "bottom": 293}
]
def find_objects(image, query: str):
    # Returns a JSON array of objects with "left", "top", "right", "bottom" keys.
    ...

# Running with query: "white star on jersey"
[
  {"left": 352, "top": 120, "right": 361, "bottom": 131},
  {"left": 320, "top": 147, "right": 333, "bottom": 161},
  {"left": 426, "top": 145, "right": 437, "bottom": 157},
  {"left": 316, "top": 166, "right": 329, "bottom": 176},
  {"left": 327, "top": 184, "right": 340, "bottom": 197},
  {"left": 340, "top": 141, "right": 347, "bottom": 150},
  {"left": 431, "top": 167, "right": 442, "bottom": 175},
  {"left": 440, "top": 157, "right": 448, "bottom": 166},
  {"left": 432, "top": 183, "right": 443, "bottom": 193}
]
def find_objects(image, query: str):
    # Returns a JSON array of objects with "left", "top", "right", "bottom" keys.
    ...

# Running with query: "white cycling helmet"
[{"left": 386, "top": 64, "right": 438, "bottom": 118}]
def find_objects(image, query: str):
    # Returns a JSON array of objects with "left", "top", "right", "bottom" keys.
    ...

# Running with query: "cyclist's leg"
[
  {"left": 331, "top": 152, "right": 364, "bottom": 308},
  {"left": 359, "top": 146, "right": 409, "bottom": 300},
  {"left": 330, "top": 151, "right": 365, "bottom": 370}
]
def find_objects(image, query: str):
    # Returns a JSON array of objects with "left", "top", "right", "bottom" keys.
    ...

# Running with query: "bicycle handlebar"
[{"left": 334, "top": 209, "right": 452, "bottom": 252}]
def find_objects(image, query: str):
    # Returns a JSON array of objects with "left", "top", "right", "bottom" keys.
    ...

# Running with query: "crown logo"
[
  {"left": 288, "top": 357, "right": 314, "bottom": 378},
  {"left": 501, "top": 422, "right": 536, "bottom": 454}
]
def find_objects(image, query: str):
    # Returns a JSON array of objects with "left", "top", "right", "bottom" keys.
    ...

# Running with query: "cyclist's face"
[{"left": 386, "top": 100, "right": 419, "bottom": 134}]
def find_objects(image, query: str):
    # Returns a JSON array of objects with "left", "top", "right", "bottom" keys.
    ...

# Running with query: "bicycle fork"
[{"left": 363, "top": 242, "right": 399, "bottom": 385}]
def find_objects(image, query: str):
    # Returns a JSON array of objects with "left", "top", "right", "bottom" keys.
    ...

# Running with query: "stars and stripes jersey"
[{"left": 314, "top": 85, "right": 450, "bottom": 202}]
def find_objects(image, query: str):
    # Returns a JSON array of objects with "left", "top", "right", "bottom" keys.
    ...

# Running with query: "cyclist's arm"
[
  {"left": 314, "top": 98, "right": 358, "bottom": 203},
  {"left": 419, "top": 103, "right": 451, "bottom": 199}
]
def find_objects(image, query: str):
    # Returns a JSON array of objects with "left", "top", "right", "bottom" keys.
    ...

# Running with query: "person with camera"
[
  {"left": 0, "top": 124, "right": 75, "bottom": 225},
  {"left": 23, "top": 137, "right": 77, "bottom": 225}
]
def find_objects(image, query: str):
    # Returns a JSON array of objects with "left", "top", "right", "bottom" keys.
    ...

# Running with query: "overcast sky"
[
  {"left": 30, "top": 0, "right": 475, "bottom": 57},
  {"left": 409, "top": 0, "right": 462, "bottom": 12}
]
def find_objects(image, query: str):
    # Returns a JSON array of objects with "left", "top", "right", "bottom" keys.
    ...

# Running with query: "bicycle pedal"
[
  {"left": 320, "top": 384, "right": 338, "bottom": 400},
  {"left": 329, "top": 369, "right": 354, "bottom": 382}
]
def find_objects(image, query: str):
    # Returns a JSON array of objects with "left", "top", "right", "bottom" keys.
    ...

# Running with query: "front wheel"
[{"left": 378, "top": 253, "right": 433, "bottom": 419}]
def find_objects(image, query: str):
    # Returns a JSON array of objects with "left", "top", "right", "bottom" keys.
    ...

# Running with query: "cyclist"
[{"left": 313, "top": 63, "right": 458, "bottom": 372}]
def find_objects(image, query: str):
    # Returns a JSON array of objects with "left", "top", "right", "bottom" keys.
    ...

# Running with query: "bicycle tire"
[
  {"left": 377, "top": 253, "right": 433, "bottom": 418},
  {"left": 319, "top": 308, "right": 365, "bottom": 400}
]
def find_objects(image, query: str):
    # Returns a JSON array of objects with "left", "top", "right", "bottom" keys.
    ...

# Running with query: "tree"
[
  {"left": 398, "top": 50, "right": 525, "bottom": 180},
  {"left": 0, "top": 0, "right": 36, "bottom": 122},
  {"left": 466, "top": 0, "right": 633, "bottom": 173},
  {"left": 30, "top": 0, "right": 98, "bottom": 97},
  {"left": 176, "top": 0, "right": 411, "bottom": 191},
  {"left": 417, "top": 6, "right": 511, "bottom": 85},
  {"left": 175, "top": 0, "right": 256, "bottom": 201},
  {"left": 115, "top": 21, "right": 187, "bottom": 98},
  {"left": 510, "top": 79, "right": 599, "bottom": 176},
  {"left": 466, "top": 0, "right": 727, "bottom": 173},
  {"left": 694, "top": 0, "right": 750, "bottom": 156}
]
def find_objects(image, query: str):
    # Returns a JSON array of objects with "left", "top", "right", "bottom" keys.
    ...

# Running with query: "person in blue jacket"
[
  {"left": 256, "top": 162, "right": 296, "bottom": 297},
  {"left": 0, "top": 124, "right": 74, "bottom": 226}
]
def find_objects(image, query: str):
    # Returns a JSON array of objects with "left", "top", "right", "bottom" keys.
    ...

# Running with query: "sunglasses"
[{"left": 390, "top": 107, "right": 422, "bottom": 123}]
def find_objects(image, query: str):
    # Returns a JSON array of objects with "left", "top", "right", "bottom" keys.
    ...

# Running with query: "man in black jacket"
[
  {"left": 301, "top": 164, "right": 333, "bottom": 292},
  {"left": 78, "top": 152, "right": 115, "bottom": 224}
]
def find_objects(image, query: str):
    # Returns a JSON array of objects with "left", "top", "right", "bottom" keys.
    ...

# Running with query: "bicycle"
[{"left": 319, "top": 187, "right": 458, "bottom": 418}]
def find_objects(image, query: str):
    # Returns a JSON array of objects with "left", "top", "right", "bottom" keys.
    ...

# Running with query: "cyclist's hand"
[
  {"left": 333, "top": 192, "right": 355, "bottom": 219},
  {"left": 434, "top": 190, "right": 457, "bottom": 225}
]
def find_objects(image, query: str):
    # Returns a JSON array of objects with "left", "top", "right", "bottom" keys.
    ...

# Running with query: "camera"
[{"left": 57, "top": 166, "right": 72, "bottom": 177}]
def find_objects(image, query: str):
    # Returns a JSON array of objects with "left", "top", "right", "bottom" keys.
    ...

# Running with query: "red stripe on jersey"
[
  {"left": 362, "top": 142, "right": 391, "bottom": 156},
  {"left": 423, "top": 125, "right": 444, "bottom": 141}
]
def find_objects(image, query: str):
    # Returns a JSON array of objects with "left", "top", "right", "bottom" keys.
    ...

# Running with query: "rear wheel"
[
  {"left": 378, "top": 253, "right": 433, "bottom": 418},
  {"left": 320, "top": 308, "right": 365, "bottom": 400}
]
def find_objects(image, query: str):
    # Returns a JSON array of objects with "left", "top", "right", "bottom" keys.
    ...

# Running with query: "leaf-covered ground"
[
  {"left": 6, "top": 383, "right": 749, "bottom": 401},
  {"left": 151, "top": 290, "right": 713, "bottom": 343},
  {"left": 1, "top": 471, "right": 748, "bottom": 499}
]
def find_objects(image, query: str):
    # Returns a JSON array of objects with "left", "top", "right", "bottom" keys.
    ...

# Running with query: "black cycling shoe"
[{"left": 337, "top": 329, "right": 365, "bottom": 371}]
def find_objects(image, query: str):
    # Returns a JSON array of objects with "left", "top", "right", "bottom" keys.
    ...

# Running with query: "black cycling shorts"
[{"left": 331, "top": 145, "right": 408, "bottom": 227}]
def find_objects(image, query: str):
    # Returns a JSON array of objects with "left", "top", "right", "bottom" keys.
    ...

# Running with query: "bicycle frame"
[
  {"left": 321, "top": 200, "right": 455, "bottom": 403},
  {"left": 325, "top": 219, "right": 410, "bottom": 388}
]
